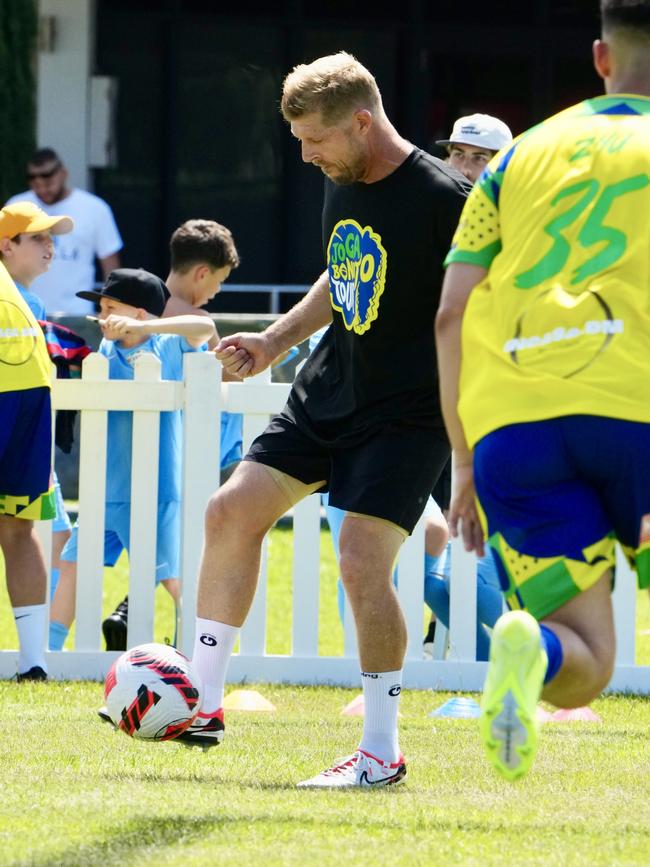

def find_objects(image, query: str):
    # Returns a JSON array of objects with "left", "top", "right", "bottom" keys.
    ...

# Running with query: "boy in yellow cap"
[{"left": 0, "top": 201, "right": 73, "bottom": 680}]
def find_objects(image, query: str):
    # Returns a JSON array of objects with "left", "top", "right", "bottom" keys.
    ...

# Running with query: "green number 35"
[{"left": 515, "top": 173, "right": 650, "bottom": 289}]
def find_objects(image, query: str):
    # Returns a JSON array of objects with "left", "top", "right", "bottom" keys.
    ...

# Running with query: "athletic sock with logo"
[
  {"left": 540, "top": 623, "right": 564, "bottom": 684},
  {"left": 13, "top": 604, "right": 47, "bottom": 674},
  {"left": 192, "top": 617, "right": 239, "bottom": 713},
  {"left": 359, "top": 669, "right": 402, "bottom": 763}
]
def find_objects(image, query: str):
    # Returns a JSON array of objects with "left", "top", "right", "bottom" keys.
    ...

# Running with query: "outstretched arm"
[
  {"left": 216, "top": 270, "right": 332, "bottom": 378},
  {"left": 100, "top": 313, "right": 216, "bottom": 348},
  {"left": 163, "top": 296, "right": 239, "bottom": 380},
  {"left": 435, "top": 262, "right": 487, "bottom": 555}
]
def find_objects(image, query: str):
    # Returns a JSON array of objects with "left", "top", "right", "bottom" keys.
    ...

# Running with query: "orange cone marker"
[
  {"left": 341, "top": 694, "right": 365, "bottom": 716},
  {"left": 223, "top": 689, "right": 276, "bottom": 712}
]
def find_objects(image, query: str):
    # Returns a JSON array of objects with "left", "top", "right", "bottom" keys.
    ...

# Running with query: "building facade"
[{"left": 36, "top": 0, "right": 600, "bottom": 310}]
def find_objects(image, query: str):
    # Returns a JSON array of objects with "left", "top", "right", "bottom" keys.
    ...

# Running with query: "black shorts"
[{"left": 245, "top": 413, "right": 449, "bottom": 534}]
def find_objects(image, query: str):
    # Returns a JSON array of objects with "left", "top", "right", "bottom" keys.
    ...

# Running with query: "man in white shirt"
[{"left": 7, "top": 148, "right": 123, "bottom": 315}]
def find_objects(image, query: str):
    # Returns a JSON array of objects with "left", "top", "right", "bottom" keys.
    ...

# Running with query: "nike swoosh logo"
[
  {"left": 15, "top": 615, "right": 30, "bottom": 620},
  {"left": 359, "top": 767, "right": 405, "bottom": 786}
]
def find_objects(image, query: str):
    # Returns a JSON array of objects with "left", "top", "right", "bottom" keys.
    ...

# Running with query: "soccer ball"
[{"left": 104, "top": 642, "right": 202, "bottom": 741}]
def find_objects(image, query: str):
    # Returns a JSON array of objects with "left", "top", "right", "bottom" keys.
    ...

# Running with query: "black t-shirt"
[{"left": 285, "top": 148, "right": 471, "bottom": 447}]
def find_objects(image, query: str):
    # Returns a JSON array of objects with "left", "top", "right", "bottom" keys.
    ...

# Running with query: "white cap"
[{"left": 436, "top": 113, "right": 513, "bottom": 153}]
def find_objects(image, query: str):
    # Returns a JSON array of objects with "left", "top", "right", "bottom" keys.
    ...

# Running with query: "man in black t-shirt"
[{"left": 185, "top": 52, "right": 471, "bottom": 786}]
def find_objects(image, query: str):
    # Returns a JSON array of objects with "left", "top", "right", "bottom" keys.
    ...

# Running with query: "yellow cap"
[{"left": 0, "top": 201, "right": 74, "bottom": 239}]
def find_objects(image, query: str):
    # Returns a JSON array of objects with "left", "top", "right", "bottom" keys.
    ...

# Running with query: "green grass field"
[
  {"left": 2, "top": 683, "right": 650, "bottom": 865},
  {"left": 1, "top": 527, "right": 650, "bottom": 865}
]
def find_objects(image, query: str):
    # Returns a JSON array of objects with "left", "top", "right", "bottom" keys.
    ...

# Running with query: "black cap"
[{"left": 76, "top": 268, "right": 169, "bottom": 317}]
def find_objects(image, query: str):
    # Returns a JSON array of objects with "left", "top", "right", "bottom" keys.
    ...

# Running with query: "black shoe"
[
  {"left": 16, "top": 665, "right": 48, "bottom": 682},
  {"left": 423, "top": 620, "right": 437, "bottom": 645},
  {"left": 423, "top": 620, "right": 437, "bottom": 660},
  {"left": 102, "top": 596, "right": 128, "bottom": 651},
  {"left": 97, "top": 706, "right": 115, "bottom": 726},
  {"left": 174, "top": 708, "right": 225, "bottom": 749}
]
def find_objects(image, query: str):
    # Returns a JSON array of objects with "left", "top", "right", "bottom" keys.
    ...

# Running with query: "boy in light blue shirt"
[
  {"left": 48, "top": 268, "right": 215, "bottom": 650},
  {"left": 162, "top": 219, "right": 243, "bottom": 482}
]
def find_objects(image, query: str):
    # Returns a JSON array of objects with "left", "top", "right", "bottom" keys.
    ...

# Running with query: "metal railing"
[{"left": 218, "top": 284, "right": 309, "bottom": 314}]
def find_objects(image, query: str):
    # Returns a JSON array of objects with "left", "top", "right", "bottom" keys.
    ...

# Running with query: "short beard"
[
  {"left": 325, "top": 153, "right": 367, "bottom": 186},
  {"left": 39, "top": 183, "right": 66, "bottom": 205}
]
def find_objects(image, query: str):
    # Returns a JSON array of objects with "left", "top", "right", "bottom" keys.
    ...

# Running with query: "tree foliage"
[{"left": 0, "top": 1, "right": 37, "bottom": 203}]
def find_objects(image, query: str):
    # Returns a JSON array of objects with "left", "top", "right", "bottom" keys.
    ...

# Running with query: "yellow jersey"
[
  {"left": 445, "top": 94, "right": 650, "bottom": 448},
  {"left": 0, "top": 260, "right": 51, "bottom": 393}
]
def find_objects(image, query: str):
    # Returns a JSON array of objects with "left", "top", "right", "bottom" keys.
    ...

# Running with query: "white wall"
[{"left": 36, "top": 0, "right": 95, "bottom": 190}]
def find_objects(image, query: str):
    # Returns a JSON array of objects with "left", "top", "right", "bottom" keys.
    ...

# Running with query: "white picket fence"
[{"left": 1, "top": 351, "right": 648, "bottom": 694}]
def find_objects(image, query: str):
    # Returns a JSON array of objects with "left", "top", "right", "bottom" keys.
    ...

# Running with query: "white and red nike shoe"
[{"left": 297, "top": 749, "right": 406, "bottom": 789}]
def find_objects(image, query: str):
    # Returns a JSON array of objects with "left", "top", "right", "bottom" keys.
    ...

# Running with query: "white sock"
[
  {"left": 13, "top": 604, "right": 47, "bottom": 674},
  {"left": 192, "top": 617, "right": 239, "bottom": 713},
  {"left": 359, "top": 669, "right": 402, "bottom": 763}
]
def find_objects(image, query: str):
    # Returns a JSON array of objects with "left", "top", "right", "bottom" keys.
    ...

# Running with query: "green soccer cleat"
[{"left": 480, "top": 610, "right": 547, "bottom": 781}]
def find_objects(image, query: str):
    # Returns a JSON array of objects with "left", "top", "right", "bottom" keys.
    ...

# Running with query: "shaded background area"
[
  {"left": 0, "top": 1, "right": 37, "bottom": 203},
  {"left": 93, "top": 0, "right": 601, "bottom": 311}
]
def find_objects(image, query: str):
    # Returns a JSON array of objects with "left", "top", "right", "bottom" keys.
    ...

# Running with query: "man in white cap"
[
  {"left": 420, "top": 113, "right": 512, "bottom": 656},
  {"left": 436, "top": 113, "right": 513, "bottom": 183}
]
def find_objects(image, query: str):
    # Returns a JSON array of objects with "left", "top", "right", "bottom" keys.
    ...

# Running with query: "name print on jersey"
[
  {"left": 327, "top": 219, "right": 387, "bottom": 335},
  {"left": 0, "top": 300, "right": 38, "bottom": 366}
]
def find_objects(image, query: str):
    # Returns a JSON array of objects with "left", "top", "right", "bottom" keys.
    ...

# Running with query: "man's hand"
[
  {"left": 215, "top": 332, "right": 277, "bottom": 379},
  {"left": 448, "top": 460, "right": 485, "bottom": 557}
]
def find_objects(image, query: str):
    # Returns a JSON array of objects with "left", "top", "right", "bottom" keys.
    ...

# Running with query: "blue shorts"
[
  {"left": 474, "top": 416, "right": 650, "bottom": 620},
  {"left": 0, "top": 387, "right": 55, "bottom": 520},
  {"left": 61, "top": 501, "right": 180, "bottom": 583}
]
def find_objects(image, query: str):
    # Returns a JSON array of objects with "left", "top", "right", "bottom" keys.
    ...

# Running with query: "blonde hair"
[{"left": 281, "top": 52, "right": 381, "bottom": 125}]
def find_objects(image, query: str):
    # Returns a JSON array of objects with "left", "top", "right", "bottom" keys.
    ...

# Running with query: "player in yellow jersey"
[{"left": 436, "top": 0, "right": 650, "bottom": 780}]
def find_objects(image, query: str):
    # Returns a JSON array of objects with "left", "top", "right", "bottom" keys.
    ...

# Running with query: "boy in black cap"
[
  {"left": 48, "top": 268, "right": 215, "bottom": 649},
  {"left": 101, "top": 225, "right": 241, "bottom": 649}
]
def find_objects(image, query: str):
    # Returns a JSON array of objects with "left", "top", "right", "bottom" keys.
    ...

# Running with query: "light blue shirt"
[
  {"left": 220, "top": 411, "right": 242, "bottom": 470},
  {"left": 308, "top": 326, "right": 330, "bottom": 355},
  {"left": 15, "top": 281, "right": 46, "bottom": 320},
  {"left": 101, "top": 333, "right": 203, "bottom": 503}
]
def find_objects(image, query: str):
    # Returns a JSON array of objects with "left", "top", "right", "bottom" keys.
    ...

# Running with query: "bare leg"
[
  {"left": 337, "top": 515, "right": 407, "bottom": 763},
  {"left": 51, "top": 528, "right": 71, "bottom": 576},
  {"left": 339, "top": 516, "right": 406, "bottom": 672},
  {"left": 0, "top": 516, "right": 48, "bottom": 674},
  {"left": 49, "top": 559, "right": 78, "bottom": 628},
  {"left": 425, "top": 513, "right": 449, "bottom": 558},
  {"left": 542, "top": 569, "right": 615, "bottom": 707},
  {"left": 191, "top": 462, "right": 301, "bottom": 718},
  {"left": 423, "top": 514, "right": 449, "bottom": 639},
  {"left": 161, "top": 577, "right": 181, "bottom": 604},
  {"left": 197, "top": 461, "right": 297, "bottom": 624},
  {"left": 0, "top": 516, "right": 47, "bottom": 606}
]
